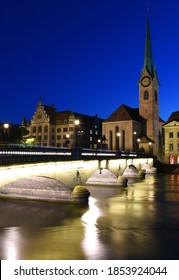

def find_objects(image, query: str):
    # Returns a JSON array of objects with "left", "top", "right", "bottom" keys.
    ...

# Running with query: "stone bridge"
[{"left": 0, "top": 157, "right": 154, "bottom": 188}]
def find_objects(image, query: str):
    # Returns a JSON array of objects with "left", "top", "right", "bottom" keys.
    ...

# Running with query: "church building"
[{"left": 102, "top": 15, "right": 164, "bottom": 160}]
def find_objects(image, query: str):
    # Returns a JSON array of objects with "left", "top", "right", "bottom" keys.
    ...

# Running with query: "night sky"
[{"left": 1, "top": 0, "right": 179, "bottom": 124}]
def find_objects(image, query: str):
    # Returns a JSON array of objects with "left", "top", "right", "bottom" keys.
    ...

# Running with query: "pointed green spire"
[{"left": 143, "top": 14, "right": 154, "bottom": 77}]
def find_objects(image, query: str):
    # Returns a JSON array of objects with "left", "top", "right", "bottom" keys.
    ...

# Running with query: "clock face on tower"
[{"left": 140, "top": 76, "right": 151, "bottom": 87}]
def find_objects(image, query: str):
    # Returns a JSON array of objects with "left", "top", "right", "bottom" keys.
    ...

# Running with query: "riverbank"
[{"left": 155, "top": 161, "right": 179, "bottom": 173}]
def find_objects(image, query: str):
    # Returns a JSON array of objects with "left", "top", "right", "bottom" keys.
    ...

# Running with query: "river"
[{"left": 0, "top": 173, "right": 179, "bottom": 260}]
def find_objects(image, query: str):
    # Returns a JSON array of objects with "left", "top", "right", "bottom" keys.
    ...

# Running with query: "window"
[
  {"left": 38, "top": 125, "right": 42, "bottom": 133},
  {"left": 32, "top": 126, "right": 36, "bottom": 133},
  {"left": 155, "top": 90, "right": 158, "bottom": 102},
  {"left": 169, "top": 143, "right": 173, "bottom": 152},
  {"left": 69, "top": 127, "right": 73, "bottom": 132},
  {"left": 44, "top": 125, "right": 48, "bottom": 133},
  {"left": 177, "top": 132, "right": 179, "bottom": 138},
  {"left": 57, "top": 128, "right": 61, "bottom": 133},
  {"left": 169, "top": 132, "right": 173, "bottom": 138},
  {"left": 57, "top": 135, "right": 61, "bottom": 140},
  {"left": 63, "top": 128, "right": 68, "bottom": 132},
  {"left": 177, "top": 143, "right": 179, "bottom": 152},
  {"left": 144, "top": 90, "right": 149, "bottom": 100}
]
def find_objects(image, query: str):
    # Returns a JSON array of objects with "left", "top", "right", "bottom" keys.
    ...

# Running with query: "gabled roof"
[
  {"left": 104, "top": 104, "right": 140, "bottom": 122},
  {"left": 43, "top": 105, "right": 56, "bottom": 124},
  {"left": 139, "top": 134, "right": 154, "bottom": 143},
  {"left": 165, "top": 111, "right": 179, "bottom": 124}
]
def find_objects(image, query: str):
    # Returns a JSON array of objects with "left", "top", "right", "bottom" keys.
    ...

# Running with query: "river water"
[{"left": 0, "top": 173, "right": 179, "bottom": 260}]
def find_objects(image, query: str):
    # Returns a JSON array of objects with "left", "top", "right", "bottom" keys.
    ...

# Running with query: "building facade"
[
  {"left": 163, "top": 111, "right": 179, "bottom": 164},
  {"left": 102, "top": 15, "right": 164, "bottom": 160},
  {"left": 27, "top": 98, "right": 103, "bottom": 149}
]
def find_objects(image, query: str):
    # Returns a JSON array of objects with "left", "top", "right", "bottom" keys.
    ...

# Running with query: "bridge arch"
[{"left": 0, "top": 158, "right": 154, "bottom": 188}]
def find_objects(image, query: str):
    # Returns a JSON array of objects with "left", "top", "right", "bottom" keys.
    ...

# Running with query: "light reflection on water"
[{"left": 0, "top": 173, "right": 179, "bottom": 259}]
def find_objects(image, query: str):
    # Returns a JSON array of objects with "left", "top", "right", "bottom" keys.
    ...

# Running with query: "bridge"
[{"left": 0, "top": 146, "right": 154, "bottom": 188}]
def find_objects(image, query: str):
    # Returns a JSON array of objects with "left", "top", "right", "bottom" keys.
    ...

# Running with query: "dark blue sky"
[{"left": 1, "top": 0, "right": 179, "bottom": 124}]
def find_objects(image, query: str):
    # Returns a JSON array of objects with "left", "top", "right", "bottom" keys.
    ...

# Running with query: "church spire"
[{"left": 143, "top": 11, "right": 154, "bottom": 77}]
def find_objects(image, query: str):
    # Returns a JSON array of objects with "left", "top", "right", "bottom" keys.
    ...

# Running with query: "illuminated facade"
[
  {"left": 27, "top": 98, "right": 103, "bottom": 148},
  {"left": 163, "top": 111, "right": 179, "bottom": 164},
  {"left": 102, "top": 15, "right": 164, "bottom": 160}
]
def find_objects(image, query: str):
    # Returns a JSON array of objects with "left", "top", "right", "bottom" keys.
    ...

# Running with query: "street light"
[
  {"left": 133, "top": 131, "right": 137, "bottom": 151},
  {"left": 74, "top": 119, "right": 80, "bottom": 126},
  {"left": 74, "top": 119, "right": 80, "bottom": 147},
  {"left": 116, "top": 132, "right": 121, "bottom": 150},
  {"left": 97, "top": 139, "right": 101, "bottom": 149},
  {"left": 66, "top": 133, "right": 70, "bottom": 148},
  {"left": 3, "top": 123, "right": 9, "bottom": 143},
  {"left": 137, "top": 138, "right": 141, "bottom": 153},
  {"left": 149, "top": 142, "right": 152, "bottom": 153},
  {"left": 4, "top": 123, "right": 9, "bottom": 130}
]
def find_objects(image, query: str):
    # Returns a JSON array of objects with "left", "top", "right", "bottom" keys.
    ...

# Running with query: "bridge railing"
[{"left": 0, "top": 146, "right": 153, "bottom": 165}]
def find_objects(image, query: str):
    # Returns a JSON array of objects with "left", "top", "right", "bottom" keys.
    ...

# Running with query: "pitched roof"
[
  {"left": 139, "top": 134, "right": 154, "bottom": 143},
  {"left": 167, "top": 111, "right": 179, "bottom": 122},
  {"left": 104, "top": 104, "right": 140, "bottom": 122},
  {"left": 43, "top": 105, "right": 56, "bottom": 124}
]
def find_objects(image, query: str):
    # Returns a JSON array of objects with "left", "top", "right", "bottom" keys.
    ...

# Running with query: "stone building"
[
  {"left": 27, "top": 98, "right": 103, "bottom": 149},
  {"left": 102, "top": 15, "right": 164, "bottom": 160},
  {"left": 163, "top": 111, "right": 179, "bottom": 164}
]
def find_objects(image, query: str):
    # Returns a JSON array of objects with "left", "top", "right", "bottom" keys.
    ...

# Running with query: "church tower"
[{"left": 139, "top": 14, "right": 160, "bottom": 156}]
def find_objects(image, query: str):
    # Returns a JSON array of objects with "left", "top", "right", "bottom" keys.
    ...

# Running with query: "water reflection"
[
  {"left": 1, "top": 174, "right": 179, "bottom": 259},
  {"left": 1, "top": 228, "right": 22, "bottom": 259},
  {"left": 0, "top": 199, "right": 87, "bottom": 259},
  {"left": 81, "top": 197, "right": 107, "bottom": 259}
]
